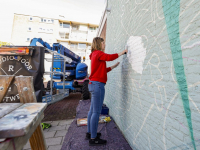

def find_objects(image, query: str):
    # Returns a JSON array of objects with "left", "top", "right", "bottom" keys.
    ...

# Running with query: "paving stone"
[
  {"left": 58, "top": 119, "right": 74, "bottom": 126},
  {"left": 43, "top": 128, "right": 50, "bottom": 132},
  {"left": 44, "top": 131, "right": 56, "bottom": 138},
  {"left": 45, "top": 137, "right": 62, "bottom": 146},
  {"left": 48, "top": 145, "right": 62, "bottom": 150},
  {"left": 55, "top": 130, "right": 68, "bottom": 137},
  {"left": 48, "top": 125, "right": 66, "bottom": 132},
  {"left": 51, "top": 121, "right": 60, "bottom": 126},
  {"left": 61, "top": 136, "right": 64, "bottom": 144}
]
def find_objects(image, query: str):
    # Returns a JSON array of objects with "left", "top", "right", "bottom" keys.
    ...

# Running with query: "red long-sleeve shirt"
[{"left": 89, "top": 50, "right": 118, "bottom": 83}]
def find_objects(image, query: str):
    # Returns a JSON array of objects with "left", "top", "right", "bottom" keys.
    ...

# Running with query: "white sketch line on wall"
[
  {"left": 148, "top": 54, "right": 163, "bottom": 86},
  {"left": 182, "top": 38, "right": 200, "bottom": 49},
  {"left": 180, "top": 10, "right": 200, "bottom": 38},
  {"left": 138, "top": 53, "right": 162, "bottom": 88},
  {"left": 141, "top": 34, "right": 149, "bottom": 49},
  {"left": 133, "top": 9, "right": 148, "bottom": 34},
  {"left": 179, "top": 0, "right": 195, "bottom": 17},
  {"left": 136, "top": 78, "right": 200, "bottom": 148},
  {"left": 133, "top": 76, "right": 153, "bottom": 149},
  {"left": 146, "top": 125, "right": 152, "bottom": 150},
  {"left": 150, "top": 0, "right": 156, "bottom": 22},
  {"left": 188, "top": 81, "right": 200, "bottom": 114},
  {"left": 188, "top": 81, "right": 200, "bottom": 88},
  {"left": 156, "top": 0, "right": 165, "bottom": 20},
  {"left": 133, "top": 104, "right": 154, "bottom": 145},
  {"left": 145, "top": 27, "right": 168, "bottom": 60},
  {"left": 189, "top": 96, "right": 200, "bottom": 114},
  {"left": 163, "top": 92, "right": 178, "bottom": 150},
  {"left": 120, "top": 2, "right": 148, "bottom": 37},
  {"left": 133, "top": 79, "right": 145, "bottom": 116},
  {"left": 154, "top": 86, "right": 166, "bottom": 112},
  {"left": 171, "top": 61, "right": 177, "bottom": 84}
]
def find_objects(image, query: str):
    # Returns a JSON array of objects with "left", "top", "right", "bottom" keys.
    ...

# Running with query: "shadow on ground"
[{"left": 42, "top": 93, "right": 82, "bottom": 121}]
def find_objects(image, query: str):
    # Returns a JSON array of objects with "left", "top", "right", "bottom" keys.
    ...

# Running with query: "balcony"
[{"left": 59, "top": 28, "right": 70, "bottom": 34}]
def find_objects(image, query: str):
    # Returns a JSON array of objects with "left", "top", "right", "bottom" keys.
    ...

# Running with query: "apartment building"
[
  {"left": 57, "top": 19, "right": 98, "bottom": 61},
  {"left": 11, "top": 14, "right": 98, "bottom": 79},
  {"left": 11, "top": 14, "right": 98, "bottom": 60},
  {"left": 11, "top": 14, "right": 58, "bottom": 46}
]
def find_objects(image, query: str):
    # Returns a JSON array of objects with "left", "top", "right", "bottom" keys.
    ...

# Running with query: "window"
[
  {"left": 89, "top": 27, "right": 96, "bottom": 31},
  {"left": 59, "top": 33, "right": 68, "bottom": 39},
  {"left": 27, "top": 38, "right": 30, "bottom": 41},
  {"left": 88, "top": 45, "right": 91, "bottom": 49},
  {"left": 59, "top": 33, "right": 65, "bottom": 39},
  {"left": 29, "top": 17, "right": 33, "bottom": 21},
  {"left": 65, "top": 33, "right": 69, "bottom": 39},
  {"left": 46, "top": 28, "right": 53, "bottom": 33},
  {"left": 70, "top": 43, "right": 77, "bottom": 49},
  {"left": 63, "top": 23, "right": 70, "bottom": 28},
  {"left": 28, "top": 27, "right": 31, "bottom": 31},
  {"left": 72, "top": 25, "right": 79, "bottom": 30},
  {"left": 78, "top": 43, "right": 86, "bottom": 49},
  {"left": 41, "top": 18, "right": 54, "bottom": 23},
  {"left": 39, "top": 27, "right": 43, "bottom": 31},
  {"left": 89, "top": 27, "right": 96, "bottom": 32},
  {"left": 60, "top": 22, "right": 70, "bottom": 28}
]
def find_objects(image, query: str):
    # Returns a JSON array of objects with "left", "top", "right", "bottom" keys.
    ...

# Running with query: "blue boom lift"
[{"left": 30, "top": 38, "right": 90, "bottom": 100}]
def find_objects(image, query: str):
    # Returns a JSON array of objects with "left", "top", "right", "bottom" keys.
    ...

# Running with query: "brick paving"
[{"left": 23, "top": 119, "right": 73, "bottom": 150}]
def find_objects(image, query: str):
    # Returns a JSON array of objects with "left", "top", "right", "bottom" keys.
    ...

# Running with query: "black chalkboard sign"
[{"left": 0, "top": 46, "right": 44, "bottom": 102}]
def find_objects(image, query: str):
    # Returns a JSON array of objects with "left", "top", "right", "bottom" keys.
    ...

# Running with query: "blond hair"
[{"left": 91, "top": 37, "right": 104, "bottom": 52}]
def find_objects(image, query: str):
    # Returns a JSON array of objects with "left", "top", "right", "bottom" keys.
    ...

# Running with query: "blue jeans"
[{"left": 87, "top": 81, "right": 105, "bottom": 138}]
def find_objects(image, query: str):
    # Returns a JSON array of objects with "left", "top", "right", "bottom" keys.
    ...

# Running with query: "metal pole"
[
  {"left": 50, "top": 53, "right": 54, "bottom": 102},
  {"left": 63, "top": 52, "right": 66, "bottom": 95}
]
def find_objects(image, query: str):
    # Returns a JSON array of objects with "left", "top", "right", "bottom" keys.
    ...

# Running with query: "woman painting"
[{"left": 86, "top": 37, "right": 127, "bottom": 146}]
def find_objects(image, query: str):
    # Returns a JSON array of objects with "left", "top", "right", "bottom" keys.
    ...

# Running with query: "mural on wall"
[{"left": 104, "top": 0, "right": 200, "bottom": 150}]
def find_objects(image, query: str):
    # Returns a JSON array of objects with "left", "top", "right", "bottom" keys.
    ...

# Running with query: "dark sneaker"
[
  {"left": 85, "top": 132, "right": 101, "bottom": 140},
  {"left": 89, "top": 137, "right": 107, "bottom": 146}
]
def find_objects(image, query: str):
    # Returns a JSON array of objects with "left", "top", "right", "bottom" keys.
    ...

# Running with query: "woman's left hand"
[
  {"left": 111, "top": 62, "right": 120, "bottom": 70},
  {"left": 114, "top": 62, "right": 120, "bottom": 68}
]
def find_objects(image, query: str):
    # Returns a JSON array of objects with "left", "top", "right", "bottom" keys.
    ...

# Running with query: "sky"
[{"left": 0, "top": 0, "right": 106, "bottom": 42}]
